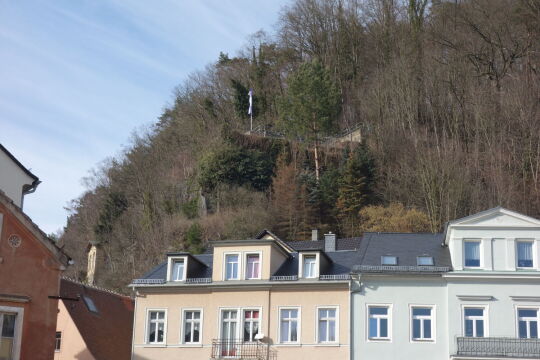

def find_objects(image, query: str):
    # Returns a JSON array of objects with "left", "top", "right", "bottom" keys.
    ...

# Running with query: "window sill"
[
  {"left": 178, "top": 343, "right": 203, "bottom": 347},
  {"left": 315, "top": 343, "right": 340, "bottom": 347},
  {"left": 367, "top": 338, "right": 391, "bottom": 342},
  {"left": 276, "top": 343, "right": 302, "bottom": 347},
  {"left": 411, "top": 339, "right": 435, "bottom": 343},
  {"left": 143, "top": 344, "right": 167, "bottom": 348}
]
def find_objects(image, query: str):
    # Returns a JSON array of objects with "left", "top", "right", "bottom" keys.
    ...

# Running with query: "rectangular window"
[
  {"left": 1, "top": 313, "right": 16, "bottom": 358},
  {"left": 147, "top": 310, "right": 166, "bottom": 344},
  {"left": 517, "top": 308, "right": 539, "bottom": 339},
  {"left": 303, "top": 255, "right": 317, "bottom": 278},
  {"left": 243, "top": 310, "right": 260, "bottom": 342},
  {"left": 517, "top": 241, "right": 534, "bottom": 268},
  {"left": 171, "top": 259, "right": 185, "bottom": 281},
  {"left": 411, "top": 307, "right": 434, "bottom": 341},
  {"left": 225, "top": 254, "right": 239, "bottom": 280},
  {"left": 183, "top": 310, "right": 201, "bottom": 344},
  {"left": 368, "top": 306, "right": 390, "bottom": 340},
  {"left": 55, "top": 331, "right": 62, "bottom": 351},
  {"left": 279, "top": 308, "right": 299, "bottom": 343},
  {"left": 318, "top": 308, "right": 337, "bottom": 343},
  {"left": 381, "top": 256, "right": 397, "bottom": 265},
  {"left": 245, "top": 254, "right": 260, "bottom": 279},
  {"left": 417, "top": 256, "right": 434, "bottom": 266},
  {"left": 464, "top": 241, "right": 481, "bottom": 267},
  {"left": 464, "top": 307, "right": 486, "bottom": 337}
]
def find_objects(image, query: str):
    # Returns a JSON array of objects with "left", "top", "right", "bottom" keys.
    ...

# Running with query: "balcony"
[
  {"left": 456, "top": 337, "right": 540, "bottom": 358},
  {"left": 211, "top": 339, "right": 277, "bottom": 360}
]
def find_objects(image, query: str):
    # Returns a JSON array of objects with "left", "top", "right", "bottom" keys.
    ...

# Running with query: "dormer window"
[
  {"left": 225, "top": 254, "right": 240, "bottom": 280},
  {"left": 417, "top": 256, "right": 434, "bottom": 266},
  {"left": 167, "top": 256, "right": 187, "bottom": 282},
  {"left": 517, "top": 241, "right": 534, "bottom": 268},
  {"left": 302, "top": 255, "right": 317, "bottom": 278},
  {"left": 464, "top": 241, "right": 481, "bottom": 267},
  {"left": 381, "top": 256, "right": 397, "bottom": 265},
  {"left": 245, "top": 254, "right": 261, "bottom": 279}
]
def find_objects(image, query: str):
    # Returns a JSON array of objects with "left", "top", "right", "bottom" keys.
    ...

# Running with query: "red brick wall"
[{"left": 0, "top": 203, "right": 63, "bottom": 360}]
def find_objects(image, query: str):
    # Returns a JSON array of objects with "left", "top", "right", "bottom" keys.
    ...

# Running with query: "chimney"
[
  {"left": 311, "top": 229, "right": 319, "bottom": 241},
  {"left": 324, "top": 232, "right": 336, "bottom": 252}
]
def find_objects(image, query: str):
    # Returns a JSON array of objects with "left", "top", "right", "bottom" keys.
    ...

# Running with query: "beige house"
[
  {"left": 130, "top": 230, "right": 360, "bottom": 360},
  {"left": 54, "top": 278, "right": 134, "bottom": 360}
]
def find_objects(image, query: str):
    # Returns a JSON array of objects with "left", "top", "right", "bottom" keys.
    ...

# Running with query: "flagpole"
[{"left": 250, "top": 111, "right": 253, "bottom": 132}]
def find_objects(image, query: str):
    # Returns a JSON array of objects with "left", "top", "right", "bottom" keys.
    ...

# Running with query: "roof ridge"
[{"left": 62, "top": 277, "right": 131, "bottom": 299}]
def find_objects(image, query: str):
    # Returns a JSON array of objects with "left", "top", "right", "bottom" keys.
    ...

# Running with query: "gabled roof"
[
  {"left": 59, "top": 278, "right": 134, "bottom": 360},
  {"left": 0, "top": 143, "right": 40, "bottom": 191},
  {"left": 0, "top": 190, "right": 71, "bottom": 267},
  {"left": 353, "top": 233, "right": 451, "bottom": 274},
  {"left": 444, "top": 207, "right": 540, "bottom": 244}
]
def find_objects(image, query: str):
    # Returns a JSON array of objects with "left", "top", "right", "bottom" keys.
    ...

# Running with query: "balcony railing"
[
  {"left": 456, "top": 337, "right": 540, "bottom": 358},
  {"left": 211, "top": 339, "right": 277, "bottom": 360}
]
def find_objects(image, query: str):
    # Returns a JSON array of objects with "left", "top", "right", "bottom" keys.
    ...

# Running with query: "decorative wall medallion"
[{"left": 8, "top": 235, "right": 22, "bottom": 248}]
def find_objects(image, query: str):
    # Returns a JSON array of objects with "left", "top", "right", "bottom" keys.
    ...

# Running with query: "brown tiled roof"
[{"left": 59, "top": 278, "right": 134, "bottom": 360}]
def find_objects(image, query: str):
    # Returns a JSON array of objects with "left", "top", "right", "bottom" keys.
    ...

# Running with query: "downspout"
[{"left": 131, "top": 288, "right": 138, "bottom": 360}]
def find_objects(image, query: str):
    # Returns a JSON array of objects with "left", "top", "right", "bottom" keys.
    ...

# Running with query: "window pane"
[
  {"left": 519, "top": 320, "right": 527, "bottom": 338},
  {"left": 381, "top": 256, "right": 397, "bottom": 265},
  {"left": 465, "top": 319, "right": 473, "bottom": 337},
  {"left": 417, "top": 256, "right": 434, "bottom": 266},
  {"left": 172, "top": 260, "right": 184, "bottom": 280},
  {"left": 424, "top": 319, "right": 431, "bottom": 339},
  {"left": 246, "top": 255, "right": 260, "bottom": 278},
  {"left": 465, "top": 308, "right": 483, "bottom": 317},
  {"left": 531, "top": 321, "right": 538, "bottom": 338},
  {"left": 1, "top": 315, "right": 15, "bottom": 337},
  {"left": 519, "top": 309, "right": 537, "bottom": 318},
  {"left": 413, "top": 319, "right": 421, "bottom": 339},
  {"left": 368, "top": 318, "right": 378, "bottom": 338},
  {"left": 464, "top": 242, "right": 480, "bottom": 267},
  {"left": 369, "top": 307, "right": 388, "bottom": 315},
  {"left": 413, "top": 308, "right": 431, "bottom": 316},
  {"left": 380, "top": 319, "right": 388, "bottom": 338},
  {"left": 149, "top": 322, "right": 156, "bottom": 342},
  {"left": 290, "top": 321, "right": 298, "bottom": 341},
  {"left": 476, "top": 320, "right": 484, "bottom": 337},
  {"left": 329, "top": 320, "right": 336, "bottom": 341},
  {"left": 319, "top": 320, "right": 327, "bottom": 341},
  {"left": 517, "top": 242, "right": 533, "bottom": 267},
  {"left": 193, "top": 322, "right": 200, "bottom": 342},
  {"left": 280, "top": 320, "right": 289, "bottom": 342},
  {"left": 184, "top": 322, "right": 192, "bottom": 342}
]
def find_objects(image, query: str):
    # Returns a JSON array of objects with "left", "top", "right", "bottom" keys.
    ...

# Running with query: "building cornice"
[{"left": 444, "top": 271, "right": 540, "bottom": 280}]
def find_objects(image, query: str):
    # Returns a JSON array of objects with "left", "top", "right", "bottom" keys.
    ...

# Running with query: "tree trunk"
[{"left": 314, "top": 140, "right": 320, "bottom": 182}]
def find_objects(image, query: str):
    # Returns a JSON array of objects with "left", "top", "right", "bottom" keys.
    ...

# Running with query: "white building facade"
[{"left": 352, "top": 208, "right": 540, "bottom": 360}]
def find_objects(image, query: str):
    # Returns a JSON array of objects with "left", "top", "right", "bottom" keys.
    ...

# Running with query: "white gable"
[{"left": 448, "top": 207, "right": 540, "bottom": 228}]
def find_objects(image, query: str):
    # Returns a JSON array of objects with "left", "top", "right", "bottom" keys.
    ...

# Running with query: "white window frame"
[
  {"left": 242, "top": 308, "right": 262, "bottom": 342},
  {"left": 299, "top": 252, "right": 319, "bottom": 279},
  {"left": 217, "top": 307, "right": 264, "bottom": 343},
  {"left": 516, "top": 240, "right": 536, "bottom": 269},
  {"left": 366, "top": 304, "right": 392, "bottom": 342},
  {"left": 316, "top": 306, "right": 339, "bottom": 345},
  {"left": 223, "top": 252, "right": 241, "bottom": 281},
  {"left": 145, "top": 308, "right": 167, "bottom": 345},
  {"left": 515, "top": 306, "right": 540, "bottom": 339},
  {"left": 409, "top": 305, "right": 436, "bottom": 342},
  {"left": 463, "top": 239, "right": 482, "bottom": 269},
  {"left": 244, "top": 252, "right": 262, "bottom": 280},
  {"left": 166, "top": 256, "right": 187, "bottom": 282},
  {"left": 462, "top": 305, "right": 488, "bottom": 338},
  {"left": 180, "top": 308, "right": 203, "bottom": 345},
  {"left": 0, "top": 306, "right": 23, "bottom": 360},
  {"left": 278, "top": 306, "right": 301, "bottom": 345}
]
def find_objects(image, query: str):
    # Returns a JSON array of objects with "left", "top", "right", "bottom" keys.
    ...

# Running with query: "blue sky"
[{"left": 0, "top": 0, "right": 290, "bottom": 234}]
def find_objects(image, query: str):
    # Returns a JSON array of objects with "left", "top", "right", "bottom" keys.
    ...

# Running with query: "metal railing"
[
  {"left": 353, "top": 265, "right": 450, "bottom": 273},
  {"left": 456, "top": 337, "right": 540, "bottom": 358},
  {"left": 131, "top": 278, "right": 166, "bottom": 285},
  {"left": 319, "top": 274, "right": 351, "bottom": 280},
  {"left": 185, "top": 277, "right": 212, "bottom": 284},
  {"left": 270, "top": 275, "right": 298, "bottom": 281},
  {"left": 211, "top": 339, "right": 277, "bottom": 360}
]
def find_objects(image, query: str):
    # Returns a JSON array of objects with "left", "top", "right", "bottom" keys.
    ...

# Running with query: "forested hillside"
[{"left": 59, "top": 0, "right": 540, "bottom": 292}]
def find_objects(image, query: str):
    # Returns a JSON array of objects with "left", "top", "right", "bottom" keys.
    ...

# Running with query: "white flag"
[{"left": 248, "top": 89, "right": 253, "bottom": 115}]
